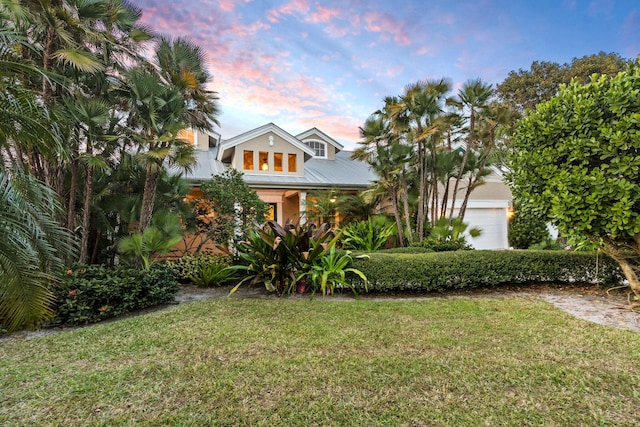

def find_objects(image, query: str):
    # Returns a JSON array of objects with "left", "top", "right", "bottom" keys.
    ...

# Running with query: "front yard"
[{"left": 1, "top": 297, "right": 639, "bottom": 426}]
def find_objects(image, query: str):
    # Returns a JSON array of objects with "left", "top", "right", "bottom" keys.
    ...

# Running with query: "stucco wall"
[{"left": 232, "top": 131, "right": 305, "bottom": 177}]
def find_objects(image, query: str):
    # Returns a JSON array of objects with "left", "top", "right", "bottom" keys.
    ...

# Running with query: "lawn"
[{"left": 1, "top": 296, "right": 639, "bottom": 426}]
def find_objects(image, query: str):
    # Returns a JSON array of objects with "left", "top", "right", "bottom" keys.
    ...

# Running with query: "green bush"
[
  {"left": 411, "top": 239, "right": 473, "bottom": 252},
  {"left": 190, "top": 264, "right": 238, "bottom": 287},
  {"left": 349, "top": 250, "right": 623, "bottom": 293},
  {"left": 164, "top": 254, "right": 232, "bottom": 282},
  {"left": 508, "top": 208, "right": 549, "bottom": 249},
  {"left": 50, "top": 264, "right": 179, "bottom": 326},
  {"left": 377, "top": 247, "right": 432, "bottom": 254},
  {"left": 339, "top": 216, "right": 396, "bottom": 251}
]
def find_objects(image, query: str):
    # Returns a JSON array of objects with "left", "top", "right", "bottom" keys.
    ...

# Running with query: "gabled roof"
[
  {"left": 296, "top": 127, "right": 344, "bottom": 153},
  {"left": 216, "top": 123, "right": 315, "bottom": 162}
]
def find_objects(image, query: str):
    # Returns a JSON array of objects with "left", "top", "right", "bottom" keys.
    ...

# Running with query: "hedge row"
[
  {"left": 50, "top": 264, "right": 179, "bottom": 326},
  {"left": 349, "top": 250, "right": 623, "bottom": 293}
]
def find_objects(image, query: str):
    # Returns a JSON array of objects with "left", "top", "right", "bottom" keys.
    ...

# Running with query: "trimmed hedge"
[
  {"left": 50, "top": 264, "right": 179, "bottom": 326},
  {"left": 349, "top": 250, "right": 623, "bottom": 293}
]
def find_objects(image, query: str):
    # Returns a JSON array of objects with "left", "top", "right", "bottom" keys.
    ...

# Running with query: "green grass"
[{"left": 1, "top": 297, "right": 639, "bottom": 426}]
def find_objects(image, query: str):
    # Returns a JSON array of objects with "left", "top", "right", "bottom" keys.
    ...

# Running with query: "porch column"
[{"left": 299, "top": 191, "right": 307, "bottom": 224}]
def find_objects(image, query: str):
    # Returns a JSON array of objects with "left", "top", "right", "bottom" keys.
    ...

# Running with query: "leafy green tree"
[
  {"left": 194, "top": 169, "right": 268, "bottom": 251},
  {"left": 509, "top": 61, "right": 640, "bottom": 297},
  {"left": 497, "top": 52, "right": 630, "bottom": 113},
  {"left": 0, "top": 169, "right": 76, "bottom": 331}
]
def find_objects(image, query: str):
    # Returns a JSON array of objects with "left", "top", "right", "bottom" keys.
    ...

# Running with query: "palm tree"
[
  {"left": 0, "top": 168, "right": 76, "bottom": 331},
  {"left": 390, "top": 79, "right": 451, "bottom": 240},
  {"left": 123, "top": 37, "right": 220, "bottom": 233},
  {"left": 448, "top": 79, "right": 494, "bottom": 219}
]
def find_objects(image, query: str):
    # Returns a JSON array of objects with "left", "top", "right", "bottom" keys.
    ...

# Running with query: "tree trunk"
[
  {"left": 390, "top": 190, "right": 405, "bottom": 247},
  {"left": 416, "top": 140, "right": 426, "bottom": 241},
  {"left": 67, "top": 156, "right": 79, "bottom": 231},
  {"left": 79, "top": 163, "right": 93, "bottom": 263},
  {"left": 139, "top": 163, "right": 161, "bottom": 232},
  {"left": 602, "top": 242, "right": 640, "bottom": 298},
  {"left": 400, "top": 169, "right": 413, "bottom": 244}
]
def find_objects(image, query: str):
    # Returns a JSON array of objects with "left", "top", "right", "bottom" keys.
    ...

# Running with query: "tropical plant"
[
  {"left": 189, "top": 264, "right": 237, "bottom": 287},
  {"left": 123, "top": 37, "right": 220, "bottom": 233},
  {"left": 232, "top": 220, "right": 339, "bottom": 295},
  {"left": 118, "top": 213, "right": 183, "bottom": 270},
  {"left": 340, "top": 216, "right": 396, "bottom": 251},
  {"left": 298, "top": 247, "right": 368, "bottom": 296},
  {"left": 0, "top": 169, "right": 76, "bottom": 332}
]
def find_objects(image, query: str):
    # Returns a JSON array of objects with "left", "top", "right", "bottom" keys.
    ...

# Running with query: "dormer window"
[{"left": 304, "top": 140, "right": 326, "bottom": 158}]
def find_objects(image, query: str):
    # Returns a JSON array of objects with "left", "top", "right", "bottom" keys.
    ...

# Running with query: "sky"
[{"left": 132, "top": 0, "right": 640, "bottom": 150}]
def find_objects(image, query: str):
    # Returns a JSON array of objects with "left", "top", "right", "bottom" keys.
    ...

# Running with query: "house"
[{"left": 179, "top": 123, "right": 512, "bottom": 250}]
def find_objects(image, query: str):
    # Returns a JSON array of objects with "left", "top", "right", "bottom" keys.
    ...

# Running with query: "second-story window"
[
  {"left": 288, "top": 153, "right": 297, "bottom": 172},
  {"left": 304, "top": 140, "right": 326, "bottom": 158},
  {"left": 274, "top": 153, "right": 283, "bottom": 171},
  {"left": 243, "top": 150, "right": 254, "bottom": 170},
  {"left": 259, "top": 151, "right": 269, "bottom": 171}
]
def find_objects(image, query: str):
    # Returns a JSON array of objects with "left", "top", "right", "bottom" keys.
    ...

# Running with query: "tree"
[
  {"left": 447, "top": 79, "right": 493, "bottom": 219},
  {"left": 497, "top": 52, "right": 630, "bottom": 113},
  {"left": 509, "top": 61, "right": 640, "bottom": 298},
  {"left": 123, "top": 37, "right": 220, "bottom": 233},
  {"left": 193, "top": 169, "right": 268, "bottom": 251}
]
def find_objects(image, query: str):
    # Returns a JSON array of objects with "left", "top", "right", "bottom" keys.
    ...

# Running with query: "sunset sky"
[{"left": 132, "top": 0, "right": 640, "bottom": 149}]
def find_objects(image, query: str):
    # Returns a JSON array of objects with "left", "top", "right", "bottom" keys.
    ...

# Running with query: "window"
[
  {"left": 259, "top": 151, "right": 269, "bottom": 171},
  {"left": 266, "top": 203, "right": 277, "bottom": 222},
  {"left": 288, "top": 153, "right": 297, "bottom": 172},
  {"left": 177, "top": 129, "right": 195, "bottom": 145},
  {"left": 274, "top": 153, "right": 283, "bottom": 171},
  {"left": 304, "top": 140, "right": 326, "bottom": 158},
  {"left": 243, "top": 150, "right": 254, "bottom": 170}
]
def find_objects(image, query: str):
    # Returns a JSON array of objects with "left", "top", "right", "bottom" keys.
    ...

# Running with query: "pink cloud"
[
  {"left": 266, "top": 0, "right": 310, "bottom": 22},
  {"left": 415, "top": 46, "right": 432, "bottom": 56},
  {"left": 362, "top": 11, "right": 411, "bottom": 46},
  {"left": 308, "top": 5, "right": 340, "bottom": 23},
  {"left": 218, "top": 0, "right": 253, "bottom": 12},
  {"left": 299, "top": 115, "right": 361, "bottom": 143}
]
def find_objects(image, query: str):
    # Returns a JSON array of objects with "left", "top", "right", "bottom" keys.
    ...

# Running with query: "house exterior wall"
[{"left": 232, "top": 131, "right": 305, "bottom": 177}]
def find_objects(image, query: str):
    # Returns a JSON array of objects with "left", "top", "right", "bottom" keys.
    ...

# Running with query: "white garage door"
[{"left": 463, "top": 208, "right": 509, "bottom": 250}]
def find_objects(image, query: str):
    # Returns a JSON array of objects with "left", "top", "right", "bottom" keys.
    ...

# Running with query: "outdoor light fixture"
[{"left": 261, "top": 162, "right": 268, "bottom": 171}]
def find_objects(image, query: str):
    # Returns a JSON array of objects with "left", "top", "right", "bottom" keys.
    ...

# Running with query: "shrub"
[
  {"left": 50, "top": 264, "right": 179, "bottom": 326},
  {"left": 508, "top": 206, "right": 549, "bottom": 249},
  {"left": 339, "top": 216, "right": 396, "bottom": 251},
  {"left": 349, "top": 250, "right": 623, "bottom": 293},
  {"left": 190, "top": 264, "right": 238, "bottom": 287},
  {"left": 298, "top": 247, "right": 368, "bottom": 296},
  {"left": 411, "top": 239, "right": 473, "bottom": 252},
  {"left": 233, "top": 220, "right": 339, "bottom": 295},
  {"left": 164, "top": 254, "right": 232, "bottom": 282}
]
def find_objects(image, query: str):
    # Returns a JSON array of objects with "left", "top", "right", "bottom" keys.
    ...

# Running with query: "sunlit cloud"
[{"left": 362, "top": 10, "right": 412, "bottom": 46}]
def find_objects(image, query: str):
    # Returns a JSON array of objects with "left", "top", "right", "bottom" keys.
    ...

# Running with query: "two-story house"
[{"left": 180, "top": 122, "right": 512, "bottom": 249}]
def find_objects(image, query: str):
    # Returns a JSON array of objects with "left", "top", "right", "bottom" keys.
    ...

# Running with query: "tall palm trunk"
[
  {"left": 390, "top": 189, "right": 406, "bottom": 247},
  {"left": 449, "top": 109, "right": 474, "bottom": 219},
  {"left": 79, "top": 165, "right": 93, "bottom": 263},
  {"left": 400, "top": 169, "right": 412, "bottom": 244},
  {"left": 139, "top": 163, "right": 161, "bottom": 232}
]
